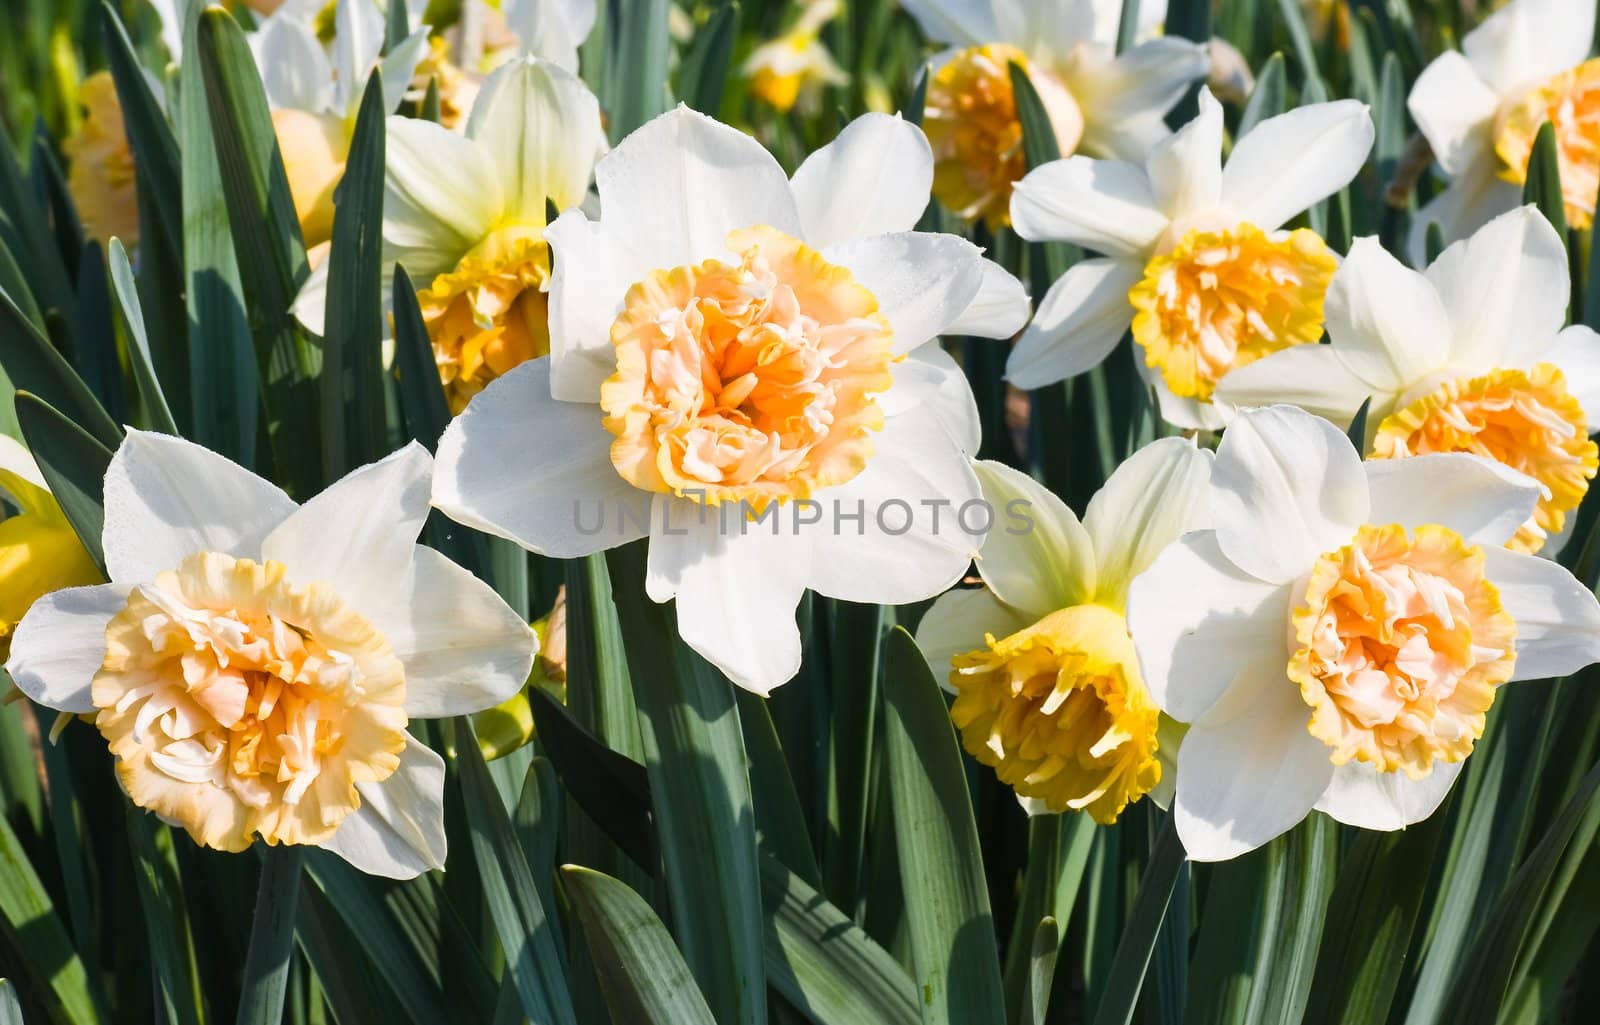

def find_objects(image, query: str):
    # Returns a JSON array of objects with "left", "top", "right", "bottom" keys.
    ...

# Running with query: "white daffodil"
[
  {"left": 431, "top": 107, "right": 1030, "bottom": 695},
  {"left": 1008, "top": 89, "right": 1374, "bottom": 430},
  {"left": 743, "top": 0, "right": 849, "bottom": 114},
  {"left": 502, "top": 0, "right": 596, "bottom": 71},
  {"left": 250, "top": 0, "right": 431, "bottom": 246},
  {"left": 915, "top": 437, "right": 1210, "bottom": 823},
  {"left": 5, "top": 432, "right": 536, "bottom": 878},
  {"left": 1407, "top": 0, "right": 1598, "bottom": 265},
  {"left": 1219, "top": 206, "right": 1600, "bottom": 555},
  {"left": 901, "top": 0, "right": 1208, "bottom": 226},
  {"left": 293, "top": 56, "right": 606, "bottom": 413},
  {"left": 1127, "top": 405, "right": 1600, "bottom": 861}
]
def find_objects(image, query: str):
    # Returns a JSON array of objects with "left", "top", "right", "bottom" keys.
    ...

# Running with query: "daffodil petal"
[
  {"left": 822, "top": 232, "right": 987, "bottom": 354},
  {"left": 1483, "top": 546, "right": 1600, "bottom": 682},
  {"left": 1362, "top": 454, "right": 1541, "bottom": 547},
  {"left": 790, "top": 112, "right": 933, "bottom": 250},
  {"left": 1005, "top": 257, "right": 1139, "bottom": 389},
  {"left": 972, "top": 460, "right": 1096, "bottom": 616},
  {"left": 1219, "top": 99, "right": 1374, "bottom": 232},
  {"left": 1325, "top": 236, "right": 1453, "bottom": 392},
  {"left": 1084, "top": 436, "right": 1213, "bottom": 606},
  {"left": 1407, "top": 51, "right": 1498, "bottom": 177},
  {"left": 1542, "top": 324, "right": 1600, "bottom": 426},
  {"left": 1072, "top": 37, "right": 1210, "bottom": 129},
  {"left": 465, "top": 56, "right": 605, "bottom": 222},
  {"left": 503, "top": 0, "right": 598, "bottom": 70},
  {"left": 251, "top": 15, "right": 334, "bottom": 113},
  {"left": 880, "top": 344, "right": 981, "bottom": 455},
  {"left": 4, "top": 582, "right": 128, "bottom": 714},
  {"left": 1313, "top": 758, "right": 1465, "bottom": 831},
  {"left": 1212, "top": 344, "right": 1376, "bottom": 429},
  {"left": 899, "top": 0, "right": 998, "bottom": 45},
  {"left": 1145, "top": 87, "right": 1223, "bottom": 220},
  {"left": 914, "top": 587, "right": 1034, "bottom": 693},
  {"left": 321, "top": 734, "right": 447, "bottom": 879},
  {"left": 1010, "top": 156, "right": 1166, "bottom": 256},
  {"left": 1463, "top": 0, "right": 1594, "bottom": 95},
  {"left": 383, "top": 117, "right": 504, "bottom": 267},
  {"left": 544, "top": 209, "right": 634, "bottom": 403},
  {"left": 1405, "top": 158, "right": 1523, "bottom": 269},
  {"left": 945, "top": 258, "right": 1031, "bottom": 339}
]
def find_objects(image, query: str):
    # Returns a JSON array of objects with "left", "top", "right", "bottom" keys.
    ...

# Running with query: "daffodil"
[
  {"left": 0, "top": 436, "right": 100, "bottom": 657},
  {"left": 5, "top": 431, "right": 536, "bottom": 878},
  {"left": 743, "top": 0, "right": 849, "bottom": 114},
  {"left": 1407, "top": 0, "right": 1598, "bottom": 263},
  {"left": 250, "top": 0, "right": 432, "bottom": 246},
  {"left": 1219, "top": 206, "right": 1600, "bottom": 554},
  {"left": 64, "top": 70, "right": 142, "bottom": 247},
  {"left": 293, "top": 56, "right": 606, "bottom": 413},
  {"left": 431, "top": 107, "right": 1029, "bottom": 694},
  {"left": 900, "top": 0, "right": 1209, "bottom": 226},
  {"left": 915, "top": 438, "right": 1210, "bottom": 823},
  {"left": 502, "top": 0, "right": 597, "bottom": 71},
  {"left": 1008, "top": 89, "right": 1374, "bottom": 429},
  {"left": 1126, "top": 405, "right": 1600, "bottom": 861}
]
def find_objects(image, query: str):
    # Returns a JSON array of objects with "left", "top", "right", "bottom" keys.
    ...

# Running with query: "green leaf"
[
  {"left": 235, "top": 846, "right": 304, "bottom": 1025},
  {"left": 1345, "top": 396, "right": 1371, "bottom": 454},
  {"left": 1115, "top": 0, "right": 1143, "bottom": 54},
  {"left": 295, "top": 880, "right": 412, "bottom": 1025},
  {"left": 100, "top": 1, "right": 182, "bottom": 257},
  {"left": 107, "top": 239, "right": 178, "bottom": 434},
  {"left": 1003, "top": 812, "right": 1095, "bottom": 1021},
  {"left": 14, "top": 391, "right": 114, "bottom": 573},
  {"left": 320, "top": 72, "right": 389, "bottom": 479},
  {"left": 0, "top": 288, "right": 120, "bottom": 449},
  {"left": 1523, "top": 122, "right": 1569, "bottom": 241},
  {"left": 822, "top": 601, "right": 884, "bottom": 913},
  {"left": 0, "top": 979, "right": 23, "bottom": 1025},
  {"left": 737, "top": 688, "right": 823, "bottom": 887},
  {"left": 125, "top": 810, "right": 206, "bottom": 1025},
  {"left": 563, "top": 866, "right": 718, "bottom": 1025},
  {"left": 881, "top": 625, "right": 1006, "bottom": 1025},
  {"left": 677, "top": 1, "right": 738, "bottom": 115},
  {"left": 1246, "top": 814, "right": 1336, "bottom": 1025},
  {"left": 391, "top": 266, "right": 451, "bottom": 453},
  {"left": 384, "top": 0, "right": 410, "bottom": 51},
  {"left": 609, "top": 0, "right": 673, "bottom": 141},
  {"left": 1238, "top": 54, "right": 1286, "bottom": 140},
  {"left": 606, "top": 541, "right": 768, "bottom": 1025},
  {"left": 456, "top": 718, "right": 580, "bottom": 1025},
  {"left": 0, "top": 810, "right": 103, "bottom": 1025},
  {"left": 1089, "top": 815, "right": 1186, "bottom": 1025},
  {"left": 0, "top": 104, "right": 72, "bottom": 331},
  {"left": 0, "top": 234, "right": 43, "bottom": 337},
  {"left": 1023, "top": 918, "right": 1059, "bottom": 1025},
  {"left": 1275, "top": 0, "right": 1323, "bottom": 95}
]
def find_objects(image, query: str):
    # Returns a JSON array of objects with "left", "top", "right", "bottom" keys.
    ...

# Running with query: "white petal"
[
  {"left": 321, "top": 735, "right": 446, "bottom": 879},
  {"left": 103, "top": 429, "right": 297, "bottom": 583},
  {"left": 503, "top": 0, "right": 597, "bottom": 70},
  {"left": 291, "top": 260, "right": 330, "bottom": 336},
  {"left": 1147, "top": 365, "right": 1231, "bottom": 431},
  {"left": 252, "top": 16, "right": 334, "bottom": 112},
  {"left": 1079, "top": 112, "right": 1172, "bottom": 164},
  {"left": 1174, "top": 655, "right": 1335, "bottom": 862},
  {"left": 808, "top": 402, "right": 983, "bottom": 605},
  {"left": 1009, "top": 156, "right": 1167, "bottom": 257},
  {"left": 1213, "top": 344, "right": 1378, "bottom": 429},
  {"left": 1314, "top": 758, "right": 1465, "bottom": 831},
  {"left": 1324, "top": 236, "right": 1453, "bottom": 393},
  {"left": 385, "top": 547, "right": 538, "bottom": 718},
  {"left": 0, "top": 435, "right": 46, "bottom": 492},
  {"left": 378, "top": 28, "right": 432, "bottom": 115},
  {"left": 1463, "top": 0, "right": 1595, "bottom": 95},
  {"left": 333, "top": 0, "right": 385, "bottom": 114},
  {"left": 4, "top": 583, "right": 129, "bottom": 714},
  {"left": 1126, "top": 530, "right": 1291, "bottom": 723},
  {"left": 880, "top": 344, "right": 982, "bottom": 455},
  {"left": 593, "top": 105, "right": 801, "bottom": 272},
  {"left": 790, "top": 113, "right": 932, "bottom": 250},
  {"left": 898, "top": 0, "right": 997, "bottom": 45},
  {"left": 972, "top": 460, "right": 1097, "bottom": 616},
  {"left": 914, "top": 587, "right": 1035, "bottom": 692},
  {"left": 1407, "top": 52, "right": 1499, "bottom": 177},
  {"left": 1219, "top": 100, "right": 1374, "bottom": 231},
  {"left": 262, "top": 443, "right": 431, "bottom": 619},
  {"left": 1363, "top": 454, "right": 1541, "bottom": 546},
  {"left": 1483, "top": 546, "right": 1600, "bottom": 682},
  {"left": 1072, "top": 37, "right": 1211, "bottom": 134},
  {"left": 1145, "top": 88, "right": 1223, "bottom": 219},
  {"left": 464, "top": 56, "right": 606, "bottom": 223},
  {"left": 432, "top": 358, "right": 649, "bottom": 558},
  {"left": 823, "top": 232, "right": 985, "bottom": 353},
  {"left": 1427, "top": 205, "right": 1571, "bottom": 374},
  {"left": 543, "top": 210, "right": 633, "bottom": 402},
  {"left": 1005, "top": 258, "right": 1139, "bottom": 388},
  {"left": 1405, "top": 158, "right": 1524, "bottom": 269},
  {"left": 1542, "top": 325, "right": 1600, "bottom": 426},
  {"left": 382, "top": 118, "right": 503, "bottom": 271},
  {"left": 1084, "top": 437, "right": 1213, "bottom": 605},
  {"left": 945, "top": 260, "right": 1031, "bottom": 340}
]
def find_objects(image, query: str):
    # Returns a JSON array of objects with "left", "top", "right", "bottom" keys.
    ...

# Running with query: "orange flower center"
[
  {"left": 600, "top": 226, "right": 895, "bottom": 510},
  {"left": 91, "top": 553, "right": 408, "bottom": 853},
  {"left": 1494, "top": 57, "right": 1600, "bottom": 229},
  {"left": 1372, "top": 364, "right": 1597, "bottom": 553},
  {"left": 1130, "top": 224, "right": 1337, "bottom": 401},
  {"left": 1291, "top": 524, "right": 1516, "bottom": 778},
  {"left": 64, "top": 71, "right": 139, "bottom": 247}
]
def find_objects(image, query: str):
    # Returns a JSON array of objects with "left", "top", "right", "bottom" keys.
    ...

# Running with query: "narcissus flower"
[
  {"left": 916, "top": 438, "right": 1210, "bottom": 823},
  {"left": 502, "top": 0, "right": 596, "bottom": 71},
  {"left": 250, "top": 0, "right": 431, "bottom": 246},
  {"left": 901, "top": 0, "right": 1209, "bottom": 226},
  {"left": 5, "top": 432, "right": 535, "bottom": 878},
  {"left": 294, "top": 56, "right": 606, "bottom": 413},
  {"left": 432, "top": 107, "right": 1029, "bottom": 694},
  {"left": 1127, "top": 405, "right": 1600, "bottom": 861},
  {"left": 1219, "top": 206, "right": 1600, "bottom": 554},
  {"left": 743, "top": 0, "right": 849, "bottom": 114},
  {"left": 64, "top": 71, "right": 141, "bottom": 247},
  {"left": 1009, "top": 89, "right": 1373, "bottom": 429},
  {"left": 0, "top": 437, "right": 100, "bottom": 657},
  {"left": 1407, "top": 0, "right": 1599, "bottom": 262}
]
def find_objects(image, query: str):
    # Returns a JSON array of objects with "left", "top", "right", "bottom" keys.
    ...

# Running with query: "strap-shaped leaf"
[{"left": 14, "top": 391, "right": 114, "bottom": 574}]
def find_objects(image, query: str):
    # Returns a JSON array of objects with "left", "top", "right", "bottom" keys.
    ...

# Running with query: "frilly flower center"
[
  {"left": 409, "top": 37, "right": 479, "bottom": 131},
  {"left": 925, "top": 44, "right": 1084, "bottom": 228},
  {"left": 64, "top": 70, "right": 139, "bottom": 247},
  {"left": 1371, "top": 364, "right": 1597, "bottom": 554},
  {"left": 949, "top": 603, "right": 1162, "bottom": 824},
  {"left": 1130, "top": 223, "right": 1337, "bottom": 401},
  {"left": 1494, "top": 57, "right": 1600, "bottom": 230},
  {"left": 91, "top": 553, "right": 408, "bottom": 853},
  {"left": 600, "top": 225, "right": 895, "bottom": 511},
  {"left": 418, "top": 225, "right": 552, "bottom": 415},
  {"left": 1290, "top": 524, "right": 1516, "bottom": 779}
]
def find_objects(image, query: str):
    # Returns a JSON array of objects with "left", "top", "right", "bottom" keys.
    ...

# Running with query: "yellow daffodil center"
[
  {"left": 410, "top": 37, "right": 479, "bottom": 131},
  {"left": 925, "top": 45, "right": 1084, "bottom": 228},
  {"left": 418, "top": 226, "right": 552, "bottom": 414},
  {"left": 91, "top": 553, "right": 408, "bottom": 853},
  {"left": 1371, "top": 364, "right": 1597, "bottom": 554},
  {"left": 1130, "top": 224, "right": 1337, "bottom": 401},
  {"left": 949, "top": 603, "right": 1162, "bottom": 824},
  {"left": 64, "top": 70, "right": 139, "bottom": 246},
  {"left": 0, "top": 467, "right": 99, "bottom": 657},
  {"left": 1291, "top": 523, "right": 1516, "bottom": 779},
  {"left": 601, "top": 226, "right": 894, "bottom": 510},
  {"left": 272, "top": 108, "right": 349, "bottom": 249},
  {"left": 744, "top": 0, "right": 847, "bottom": 114},
  {"left": 1494, "top": 58, "right": 1600, "bottom": 230}
]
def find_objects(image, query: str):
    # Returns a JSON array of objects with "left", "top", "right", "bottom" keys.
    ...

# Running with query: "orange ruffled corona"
[
  {"left": 1290, "top": 524, "right": 1516, "bottom": 779},
  {"left": 1131, "top": 224, "right": 1337, "bottom": 400},
  {"left": 1494, "top": 58, "right": 1600, "bottom": 230},
  {"left": 64, "top": 71, "right": 139, "bottom": 246},
  {"left": 1372, "top": 364, "right": 1597, "bottom": 554},
  {"left": 950, "top": 603, "right": 1162, "bottom": 824},
  {"left": 91, "top": 553, "right": 408, "bottom": 853},
  {"left": 601, "top": 226, "right": 895, "bottom": 510}
]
